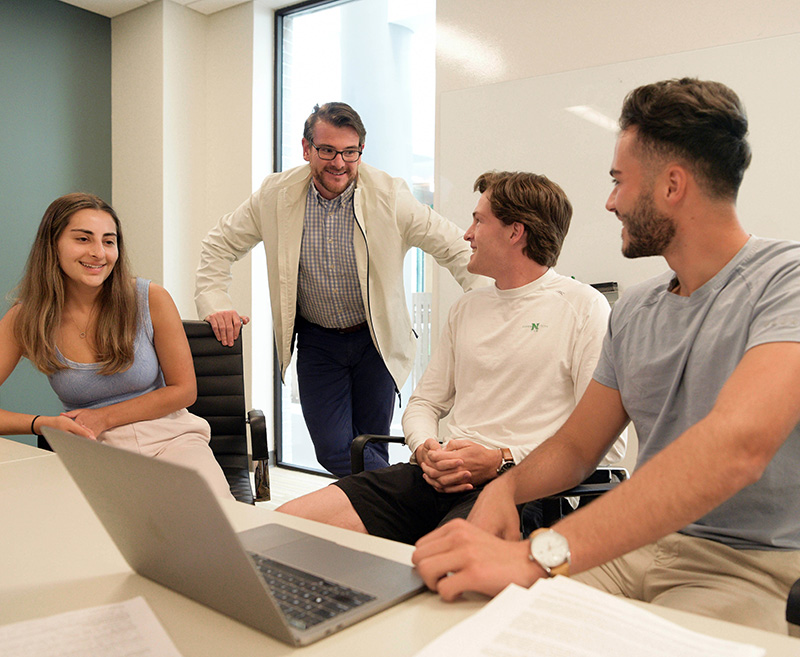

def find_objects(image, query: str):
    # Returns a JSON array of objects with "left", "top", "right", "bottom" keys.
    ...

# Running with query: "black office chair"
[
  {"left": 36, "top": 320, "right": 269, "bottom": 503},
  {"left": 523, "top": 466, "right": 628, "bottom": 534},
  {"left": 349, "top": 434, "right": 627, "bottom": 534},
  {"left": 787, "top": 577, "right": 800, "bottom": 631},
  {"left": 183, "top": 320, "right": 269, "bottom": 504}
]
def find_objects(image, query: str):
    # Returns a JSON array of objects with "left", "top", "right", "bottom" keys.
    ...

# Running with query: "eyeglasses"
[{"left": 309, "top": 140, "right": 362, "bottom": 163}]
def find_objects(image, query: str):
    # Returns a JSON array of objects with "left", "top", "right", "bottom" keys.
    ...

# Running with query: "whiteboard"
[{"left": 437, "top": 33, "right": 800, "bottom": 293}]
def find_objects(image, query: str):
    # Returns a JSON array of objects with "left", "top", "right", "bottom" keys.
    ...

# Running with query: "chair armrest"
[
  {"left": 350, "top": 434, "right": 406, "bottom": 474},
  {"left": 585, "top": 467, "right": 629, "bottom": 483},
  {"left": 247, "top": 409, "right": 268, "bottom": 461},
  {"left": 547, "top": 467, "right": 629, "bottom": 499},
  {"left": 522, "top": 467, "right": 630, "bottom": 535},
  {"left": 787, "top": 577, "right": 800, "bottom": 626},
  {"left": 547, "top": 483, "right": 619, "bottom": 498},
  {"left": 247, "top": 409, "right": 270, "bottom": 502}
]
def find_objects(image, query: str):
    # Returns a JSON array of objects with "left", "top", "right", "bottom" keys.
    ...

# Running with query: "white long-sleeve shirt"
[{"left": 403, "top": 269, "right": 626, "bottom": 465}]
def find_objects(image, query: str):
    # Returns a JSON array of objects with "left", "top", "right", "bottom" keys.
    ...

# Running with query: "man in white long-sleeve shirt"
[{"left": 277, "top": 171, "right": 626, "bottom": 544}]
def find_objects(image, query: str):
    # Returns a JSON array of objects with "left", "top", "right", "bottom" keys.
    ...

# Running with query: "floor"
[{"left": 254, "top": 466, "right": 333, "bottom": 511}]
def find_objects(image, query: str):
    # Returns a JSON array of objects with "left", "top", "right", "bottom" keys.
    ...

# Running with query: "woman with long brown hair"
[{"left": 0, "top": 193, "right": 232, "bottom": 498}]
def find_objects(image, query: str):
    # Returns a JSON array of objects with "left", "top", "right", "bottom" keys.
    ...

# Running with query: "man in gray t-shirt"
[
  {"left": 410, "top": 78, "right": 800, "bottom": 635},
  {"left": 594, "top": 236, "right": 800, "bottom": 551}
]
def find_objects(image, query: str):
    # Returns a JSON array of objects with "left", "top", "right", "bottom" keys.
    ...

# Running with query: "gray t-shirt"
[{"left": 594, "top": 236, "right": 800, "bottom": 550}]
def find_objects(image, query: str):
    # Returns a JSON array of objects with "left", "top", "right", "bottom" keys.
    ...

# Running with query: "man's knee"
[
  {"left": 275, "top": 484, "right": 367, "bottom": 533},
  {"left": 315, "top": 448, "right": 352, "bottom": 478}
]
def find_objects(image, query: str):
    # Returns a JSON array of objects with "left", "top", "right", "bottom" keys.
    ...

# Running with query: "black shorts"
[{"left": 334, "top": 463, "right": 490, "bottom": 545}]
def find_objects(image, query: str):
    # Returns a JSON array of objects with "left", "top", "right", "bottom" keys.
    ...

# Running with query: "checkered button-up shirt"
[{"left": 297, "top": 181, "right": 367, "bottom": 329}]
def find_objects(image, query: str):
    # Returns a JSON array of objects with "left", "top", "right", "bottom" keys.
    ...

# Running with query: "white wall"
[
  {"left": 113, "top": 0, "right": 258, "bottom": 317},
  {"left": 163, "top": 1, "right": 206, "bottom": 310},
  {"left": 437, "top": 0, "right": 800, "bottom": 93},
  {"left": 112, "top": 1, "right": 164, "bottom": 285}
]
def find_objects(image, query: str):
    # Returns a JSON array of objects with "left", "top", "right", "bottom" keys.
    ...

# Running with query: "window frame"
[{"left": 273, "top": 0, "right": 358, "bottom": 473}]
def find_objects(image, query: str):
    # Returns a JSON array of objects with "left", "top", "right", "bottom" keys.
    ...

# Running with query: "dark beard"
[{"left": 621, "top": 193, "right": 676, "bottom": 259}]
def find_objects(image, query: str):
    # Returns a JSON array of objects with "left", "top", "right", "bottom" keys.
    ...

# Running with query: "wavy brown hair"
[
  {"left": 12, "top": 193, "right": 138, "bottom": 375},
  {"left": 474, "top": 171, "right": 572, "bottom": 267},
  {"left": 304, "top": 102, "right": 367, "bottom": 147}
]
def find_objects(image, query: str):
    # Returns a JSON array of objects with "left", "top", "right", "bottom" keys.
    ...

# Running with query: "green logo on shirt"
[{"left": 526, "top": 322, "right": 546, "bottom": 332}]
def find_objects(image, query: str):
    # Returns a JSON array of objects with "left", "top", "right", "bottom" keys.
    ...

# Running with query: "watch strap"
[{"left": 496, "top": 448, "right": 515, "bottom": 475}]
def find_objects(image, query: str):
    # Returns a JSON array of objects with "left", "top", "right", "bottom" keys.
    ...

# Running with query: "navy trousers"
[{"left": 295, "top": 317, "right": 396, "bottom": 477}]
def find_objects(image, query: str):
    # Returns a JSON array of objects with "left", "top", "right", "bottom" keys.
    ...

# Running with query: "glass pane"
[{"left": 275, "top": 0, "right": 435, "bottom": 473}]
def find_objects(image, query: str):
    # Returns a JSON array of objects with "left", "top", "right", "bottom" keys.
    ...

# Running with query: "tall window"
[{"left": 272, "top": 0, "right": 436, "bottom": 473}]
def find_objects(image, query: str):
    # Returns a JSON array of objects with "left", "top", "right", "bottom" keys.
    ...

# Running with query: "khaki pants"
[
  {"left": 574, "top": 532, "right": 800, "bottom": 635},
  {"left": 98, "top": 408, "right": 234, "bottom": 500}
]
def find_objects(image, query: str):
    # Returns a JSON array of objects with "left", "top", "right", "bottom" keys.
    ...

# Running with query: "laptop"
[{"left": 43, "top": 427, "right": 424, "bottom": 646}]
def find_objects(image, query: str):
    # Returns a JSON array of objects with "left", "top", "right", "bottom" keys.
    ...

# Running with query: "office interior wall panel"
[
  {"left": 0, "top": 0, "right": 112, "bottom": 441},
  {"left": 111, "top": 1, "right": 165, "bottom": 285}
]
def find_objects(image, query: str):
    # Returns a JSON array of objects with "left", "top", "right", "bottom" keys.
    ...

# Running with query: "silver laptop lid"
[{"left": 43, "top": 428, "right": 423, "bottom": 646}]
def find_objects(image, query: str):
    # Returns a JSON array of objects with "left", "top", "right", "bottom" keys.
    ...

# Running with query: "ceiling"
[{"left": 58, "top": 0, "right": 254, "bottom": 18}]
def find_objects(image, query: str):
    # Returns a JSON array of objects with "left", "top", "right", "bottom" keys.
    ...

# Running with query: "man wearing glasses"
[{"left": 195, "top": 102, "right": 477, "bottom": 476}]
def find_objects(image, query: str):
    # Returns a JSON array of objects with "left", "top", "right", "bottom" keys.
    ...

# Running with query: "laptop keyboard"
[{"left": 248, "top": 552, "right": 376, "bottom": 630}]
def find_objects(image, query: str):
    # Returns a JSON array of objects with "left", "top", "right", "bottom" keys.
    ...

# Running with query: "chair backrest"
[{"left": 183, "top": 320, "right": 254, "bottom": 504}]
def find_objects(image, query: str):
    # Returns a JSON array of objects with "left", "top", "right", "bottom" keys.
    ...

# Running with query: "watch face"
[
  {"left": 531, "top": 530, "right": 570, "bottom": 569},
  {"left": 497, "top": 461, "right": 515, "bottom": 475}
]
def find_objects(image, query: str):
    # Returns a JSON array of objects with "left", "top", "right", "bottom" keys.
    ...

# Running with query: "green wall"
[{"left": 0, "top": 0, "right": 111, "bottom": 445}]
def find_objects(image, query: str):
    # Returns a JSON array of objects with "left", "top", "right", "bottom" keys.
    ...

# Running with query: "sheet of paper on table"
[
  {"left": 414, "top": 576, "right": 765, "bottom": 657},
  {"left": 0, "top": 596, "right": 182, "bottom": 657}
]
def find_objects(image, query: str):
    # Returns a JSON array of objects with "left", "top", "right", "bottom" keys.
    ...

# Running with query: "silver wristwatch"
[{"left": 528, "top": 528, "right": 571, "bottom": 577}]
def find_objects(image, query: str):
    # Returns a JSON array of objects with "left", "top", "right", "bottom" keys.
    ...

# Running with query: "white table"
[
  {"left": 0, "top": 436, "right": 50, "bottom": 464},
  {"left": 1, "top": 439, "right": 798, "bottom": 656}
]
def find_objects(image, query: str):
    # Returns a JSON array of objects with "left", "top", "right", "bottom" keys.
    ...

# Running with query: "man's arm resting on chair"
[{"left": 412, "top": 342, "right": 800, "bottom": 600}]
